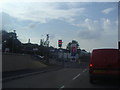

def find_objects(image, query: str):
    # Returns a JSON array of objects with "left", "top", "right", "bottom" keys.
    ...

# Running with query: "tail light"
[
  {"left": 90, "top": 64, "right": 93, "bottom": 67},
  {"left": 89, "top": 64, "right": 93, "bottom": 73}
]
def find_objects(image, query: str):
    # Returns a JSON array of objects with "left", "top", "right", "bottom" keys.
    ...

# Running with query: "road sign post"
[{"left": 70, "top": 43, "right": 77, "bottom": 62}]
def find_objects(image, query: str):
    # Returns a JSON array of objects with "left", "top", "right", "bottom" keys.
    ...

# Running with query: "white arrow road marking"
[{"left": 72, "top": 73, "right": 80, "bottom": 80}]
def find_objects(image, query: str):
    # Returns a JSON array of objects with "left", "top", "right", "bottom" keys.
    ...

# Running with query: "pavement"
[
  {"left": 2, "top": 65, "right": 63, "bottom": 82},
  {"left": 2, "top": 58, "right": 64, "bottom": 82}
]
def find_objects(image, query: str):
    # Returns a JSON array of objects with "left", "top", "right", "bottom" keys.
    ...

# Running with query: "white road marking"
[
  {"left": 59, "top": 85, "right": 65, "bottom": 90},
  {"left": 72, "top": 73, "right": 80, "bottom": 80}
]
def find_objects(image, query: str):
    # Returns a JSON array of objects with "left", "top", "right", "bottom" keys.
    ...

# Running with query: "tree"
[
  {"left": 40, "top": 39, "right": 44, "bottom": 46},
  {"left": 2, "top": 30, "right": 22, "bottom": 53},
  {"left": 82, "top": 49, "right": 87, "bottom": 52},
  {"left": 66, "top": 42, "right": 72, "bottom": 52},
  {"left": 72, "top": 40, "right": 79, "bottom": 47},
  {"left": 2, "top": 30, "right": 9, "bottom": 52}
]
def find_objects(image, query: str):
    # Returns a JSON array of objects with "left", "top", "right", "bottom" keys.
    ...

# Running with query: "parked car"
[{"left": 89, "top": 49, "right": 120, "bottom": 83}]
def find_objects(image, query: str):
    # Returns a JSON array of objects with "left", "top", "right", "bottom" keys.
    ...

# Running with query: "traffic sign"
[
  {"left": 58, "top": 40, "right": 62, "bottom": 47},
  {"left": 71, "top": 44, "right": 77, "bottom": 53}
]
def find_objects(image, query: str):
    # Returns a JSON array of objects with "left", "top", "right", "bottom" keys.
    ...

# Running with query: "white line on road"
[
  {"left": 72, "top": 73, "right": 80, "bottom": 80},
  {"left": 58, "top": 85, "right": 65, "bottom": 90}
]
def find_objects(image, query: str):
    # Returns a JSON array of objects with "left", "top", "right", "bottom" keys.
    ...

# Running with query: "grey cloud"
[
  {"left": 49, "top": 34, "right": 56, "bottom": 40},
  {"left": 102, "top": 8, "right": 114, "bottom": 14},
  {"left": 3, "top": 2, "right": 86, "bottom": 24},
  {"left": 78, "top": 29, "right": 102, "bottom": 40},
  {"left": 77, "top": 18, "right": 117, "bottom": 41},
  {"left": 28, "top": 23, "right": 37, "bottom": 29},
  {"left": 1, "top": 12, "right": 38, "bottom": 30},
  {"left": 1, "top": 12, "right": 16, "bottom": 30},
  {"left": 77, "top": 18, "right": 104, "bottom": 40}
]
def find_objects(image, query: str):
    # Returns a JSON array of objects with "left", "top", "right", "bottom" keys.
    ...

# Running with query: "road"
[{"left": 2, "top": 62, "right": 119, "bottom": 89}]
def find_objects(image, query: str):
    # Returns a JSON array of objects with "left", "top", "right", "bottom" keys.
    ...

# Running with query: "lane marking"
[
  {"left": 72, "top": 73, "right": 80, "bottom": 80},
  {"left": 60, "top": 85, "right": 65, "bottom": 88},
  {"left": 58, "top": 85, "right": 65, "bottom": 90}
]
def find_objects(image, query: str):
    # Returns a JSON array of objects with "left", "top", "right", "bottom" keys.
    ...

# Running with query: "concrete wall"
[{"left": 2, "top": 53, "right": 47, "bottom": 72}]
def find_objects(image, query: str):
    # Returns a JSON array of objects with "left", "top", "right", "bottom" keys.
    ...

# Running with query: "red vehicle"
[{"left": 89, "top": 49, "right": 120, "bottom": 83}]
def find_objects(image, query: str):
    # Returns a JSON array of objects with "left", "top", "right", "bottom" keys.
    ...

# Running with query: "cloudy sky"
[{"left": 0, "top": 1, "right": 119, "bottom": 52}]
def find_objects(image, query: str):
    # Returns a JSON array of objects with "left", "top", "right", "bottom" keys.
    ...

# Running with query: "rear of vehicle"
[{"left": 89, "top": 49, "right": 120, "bottom": 83}]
